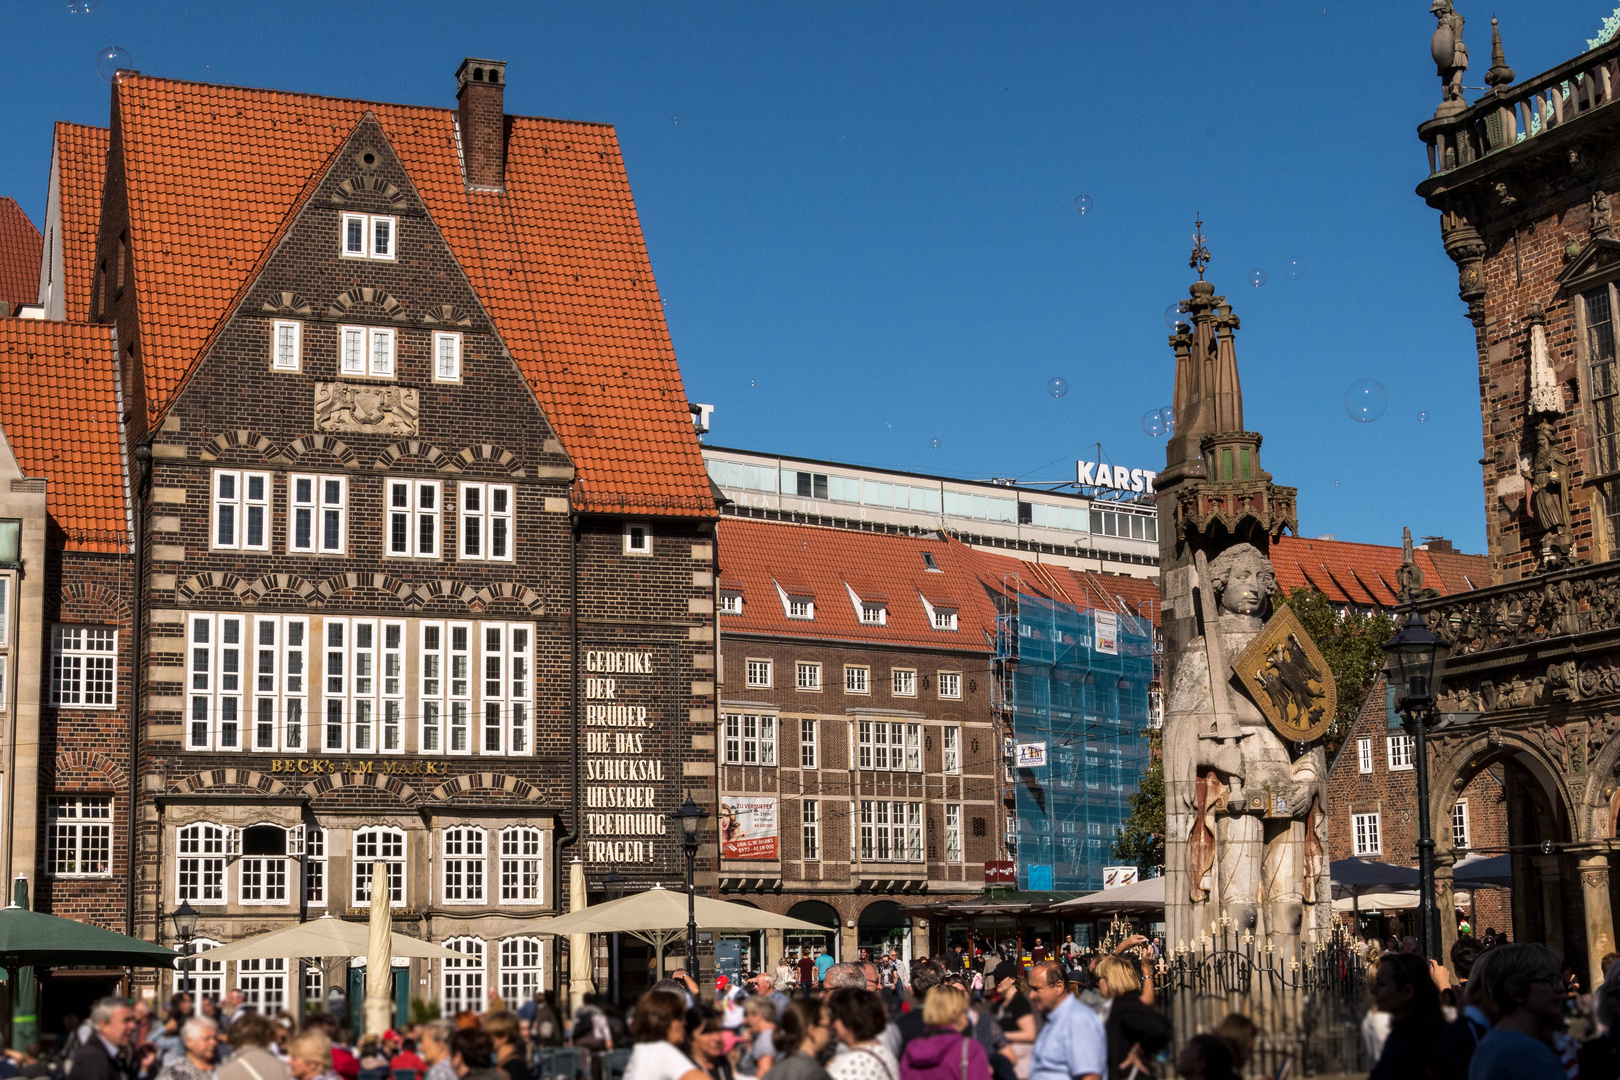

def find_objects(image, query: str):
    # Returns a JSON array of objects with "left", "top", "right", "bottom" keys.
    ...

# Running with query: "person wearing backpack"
[{"left": 899, "top": 987, "right": 988, "bottom": 1080}]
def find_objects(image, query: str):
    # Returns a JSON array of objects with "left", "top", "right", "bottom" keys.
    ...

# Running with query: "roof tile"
[{"left": 0, "top": 198, "right": 42, "bottom": 315}]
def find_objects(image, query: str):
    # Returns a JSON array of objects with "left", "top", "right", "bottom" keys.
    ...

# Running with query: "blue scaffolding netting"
[{"left": 997, "top": 594, "right": 1155, "bottom": 893}]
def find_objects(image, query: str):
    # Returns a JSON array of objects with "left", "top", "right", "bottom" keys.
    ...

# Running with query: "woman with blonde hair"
[
  {"left": 1093, "top": 956, "right": 1169, "bottom": 1080},
  {"left": 898, "top": 985, "right": 990, "bottom": 1080}
]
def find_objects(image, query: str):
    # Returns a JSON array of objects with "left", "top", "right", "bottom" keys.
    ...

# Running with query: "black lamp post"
[
  {"left": 672, "top": 795, "right": 710, "bottom": 978},
  {"left": 1380, "top": 607, "right": 1451, "bottom": 963},
  {"left": 602, "top": 868, "right": 626, "bottom": 1006},
  {"left": 170, "top": 898, "right": 199, "bottom": 995}
]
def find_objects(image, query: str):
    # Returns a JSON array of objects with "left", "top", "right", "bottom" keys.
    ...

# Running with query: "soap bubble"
[
  {"left": 1074, "top": 195, "right": 1093, "bottom": 215},
  {"left": 66, "top": 0, "right": 101, "bottom": 12},
  {"left": 1417, "top": 410, "right": 1430, "bottom": 423},
  {"left": 1286, "top": 259, "right": 1307, "bottom": 281},
  {"left": 930, "top": 436, "right": 942, "bottom": 450},
  {"left": 1164, "top": 303, "right": 1188, "bottom": 330},
  {"left": 1047, "top": 376, "right": 1069, "bottom": 399},
  {"left": 1141, "top": 410, "right": 1166, "bottom": 437},
  {"left": 1344, "top": 379, "right": 1388, "bottom": 423},
  {"left": 95, "top": 45, "right": 130, "bottom": 81},
  {"left": 1159, "top": 405, "right": 1175, "bottom": 435},
  {"left": 1335, "top": 480, "right": 1341, "bottom": 487},
  {"left": 1248, "top": 268, "right": 1267, "bottom": 288},
  {"left": 671, "top": 116, "right": 679, "bottom": 126},
  {"left": 748, "top": 379, "right": 756, "bottom": 388}
]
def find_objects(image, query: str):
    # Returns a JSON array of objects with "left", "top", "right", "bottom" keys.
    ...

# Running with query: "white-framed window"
[
  {"left": 943, "top": 726, "right": 960, "bottom": 774},
  {"left": 339, "top": 326, "right": 395, "bottom": 378},
  {"left": 240, "top": 853, "right": 289, "bottom": 905},
  {"left": 859, "top": 602, "right": 886, "bottom": 626},
  {"left": 421, "top": 622, "right": 443, "bottom": 753},
  {"left": 1352, "top": 812, "right": 1382, "bottom": 856},
  {"left": 860, "top": 801, "right": 924, "bottom": 863},
  {"left": 447, "top": 621, "right": 473, "bottom": 753},
  {"left": 46, "top": 796, "right": 111, "bottom": 877},
  {"left": 892, "top": 669, "right": 916, "bottom": 697},
  {"left": 304, "top": 826, "right": 327, "bottom": 907},
  {"left": 177, "top": 822, "right": 228, "bottom": 902},
  {"left": 237, "top": 958, "right": 288, "bottom": 1015},
  {"left": 796, "top": 662, "right": 821, "bottom": 691},
  {"left": 1387, "top": 734, "right": 1414, "bottom": 771},
  {"left": 443, "top": 826, "right": 487, "bottom": 904},
  {"left": 858, "top": 721, "right": 923, "bottom": 773},
  {"left": 802, "top": 800, "right": 819, "bottom": 861},
  {"left": 387, "top": 479, "right": 440, "bottom": 558},
  {"left": 624, "top": 523, "right": 651, "bottom": 555},
  {"left": 904, "top": 722, "right": 921, "bottom": 771},
  {"left": 186, "top": 615, "right": 245, "bottom": 750},
  {"left": 932, "top": 608, "right": 959, "bottom": 631},
  {"left": 499, "top": 937, "right": 544, "bottom": 1002},
  {"left": 353, "top": 827, "right": 406, "bottom": 907},
  {"left": 341, "top": 213, "right": 397, "bottom": 261},
  {"left": 51, "top": 626, "right": 117, "bottom": 709},
  {"left": 499, "top": 826, "right": 543, "bottom": 904},
  {"left": 746, "top": 659, "right": 772, "bottom": 689},
  {"left": 474, "top": 622, "right": 532, "bottom": 756},
  {"left": 1357, "top": 738, "right": 1374, "bottom": 774},
  {"left": 211, "top": 470, "right": 270, "bottom": 550},
  {"left": 1452, "top": 800, "right": 1470, "bottom": 849},
  {"left": 799, "top": 719, "right": 818, "bottom": 770},
  {"left": 434, "top": 332, "right": 462, "bottom": 382},
  {"left": 272, "top": 320, "right": 302, "bottom": 371},
  {"left": 721, "top": 592, "right": 743, "bottom": 615},
  {"left": 845, "top": 665, "right": 869, "bottom": 694},
  {"left": 945, "top": 805, "right": 962, "bottom": 862},
  {"left": 178, "top": 940, "right": 223, "bottom": 1003},
  {"left": 786, "top": 596, "right": 813, "bottom": 620},
  {"left": 459, "top": 484, "right": 514, "bottom": 561},
  {"left": 441, "top": 937, "right": 486, "bottom": 1015},
  {"left": 938, "top": 671, "right": 962, "bottom": 700},
  {"left": 723, "top": 712, "right": 777, "bottom": 766},
  {"left": 302, "top": 963, "right": 323, "bottom": 1007},
  {"left": 290, "top": 475, "right": 346, "bottom": 554}
]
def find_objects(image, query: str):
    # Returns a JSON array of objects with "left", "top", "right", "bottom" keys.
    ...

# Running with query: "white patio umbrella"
[
  {"left": 364, "top": 861, "right": 392, "bottom": 1037},
  {"left": 195, "top": 914, "right": 466, "bottom": 964},
  {"left": 527, "top": 885, "right": 830, "bottom": 979}
]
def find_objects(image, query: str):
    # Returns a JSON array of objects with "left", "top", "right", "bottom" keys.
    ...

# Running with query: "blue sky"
[{"left": 1, "top": 1, "right": 1608, "bottom": 555}]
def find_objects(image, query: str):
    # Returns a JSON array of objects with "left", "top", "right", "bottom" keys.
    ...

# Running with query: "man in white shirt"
[{"left": 1026, "top": 962, "right": 1104, "bottom": 1080}]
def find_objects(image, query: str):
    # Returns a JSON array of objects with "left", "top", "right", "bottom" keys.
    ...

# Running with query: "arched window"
[
  {"left": 176, "top": 938, "right": 223, "bottom": 1003},
  {"left": 441, "top": 937, "right": 486, "bottom": 1015},
  {"left": 442, "top": 827, "right": 486, "bottom": 904},
  {"left": 498, "top": 827, "right": 542, "bottom": 904},
  {"left": 499, "top": 936, "right": 543, "bottom": 1003},
  {"left": 352, "top": 826, "right": 406, "bottom": 906},
  {"left": 177, "top": 823, "right": 227, "bottom": 903},
  {"left": 240, "top": 824, "right": 290, "bottom": 905}
]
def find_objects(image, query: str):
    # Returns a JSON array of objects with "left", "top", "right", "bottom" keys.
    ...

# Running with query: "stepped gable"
[
  {"left": 53, "top": 124, "right": 109, "bottom": 323},
  {"left": 0, "top": 320, "right": 127, "bottom": 551},
  {"left": 0, "top": 198, "right": 41, "bottom": 316},
  {"left": 717, "top": 518, "right": 999, "bottom": 648},
  {"left": 108, "top": 73, "right": 711, "bottom": 514}
]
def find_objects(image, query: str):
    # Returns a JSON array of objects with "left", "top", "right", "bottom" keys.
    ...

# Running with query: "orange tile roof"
[
  {"left": 962, "top": 547, "right": 1161, "bottom": 628},
  {"left": 1270, "top": 535, "right": 1485, "bottom": 608},
  {"left": 53, "top": 123, "right": 109, "bottom": 324},
  {"left": 0, "top": 198, "right": 41, "bottom": 315},
  {"left": 718, "top": 519, "right": 999, "bottom": 650},
  {"left": 108, "top": 75, "right": 711, "bottom": 515},
  {"left": 0, "top": 320, "right": 128, "bottom": 552}
]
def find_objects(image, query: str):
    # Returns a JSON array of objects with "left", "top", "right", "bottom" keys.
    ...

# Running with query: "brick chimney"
[{"left": 456, "top": 58, "right": 507, "bottom": 189}]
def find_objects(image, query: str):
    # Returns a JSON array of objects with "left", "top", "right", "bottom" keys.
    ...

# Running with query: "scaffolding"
[{"left": 995, "top": 589, "right": 1155, "bottom": 892}]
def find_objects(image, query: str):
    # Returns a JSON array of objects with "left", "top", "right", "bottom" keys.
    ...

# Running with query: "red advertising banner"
[{"left": 720, "top": 796, "right": 779, "bottom": 860}]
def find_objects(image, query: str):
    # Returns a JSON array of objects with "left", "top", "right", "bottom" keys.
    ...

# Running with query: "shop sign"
[
  {"left": 268, "top": 758, "right": 446, "bottom": 775},
  {"left": 1015, "top": 742, "right": 1048, "bottom": 768},
  {"left": 720, "top": 796, "right": 778, "bottom": 860},
  {"left": 1103, "top": 866, "right": 1139, "bottom": 889},
  {"left": 984, "top": 861, "right": 1015, "bottom": 885}
]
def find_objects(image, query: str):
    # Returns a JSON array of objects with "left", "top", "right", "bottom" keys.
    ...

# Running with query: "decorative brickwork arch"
[
  {"left": 314, "top": 572, "right": 415, "bottom": 606},
  {"left": 59, "top": 582, "right": 132, "bottom": 624},
  {"left": 260, "top": 291, "right": 315, "bottom": 317},
  {"left": 330, "top": 175, "right": 409, "bottom": 209},
  {"left": 176, "top": 572, "right": 252, "bottom": 606},
  {"left": 1429, "top": 728, "right": 1580, "bottom": 844},
  {"left": 283, "top": 434, "right": 358, "bottom": 468},
  {"left": 471, "top": 583, "right": 545, "bottom": 615},
  {"left": 245, "top": 573, "right": 320, "bottom": 606},
  {"left": 52, "top": 750, "right": 128, "bottom": 793},
  {"left": 451, "top": 443, "right": 525, "bottom": 478},
  {"left": 199, "top": 430, "right": 281, "bottom": 463},
  {"left": 372, "top": 440, "right": 457, "bottom": 473},
  {"left": 420, "top": 303, "right": 472, "bottom": 328},
  {"left": 301, "top": 769, "right": 420, "bottom": 805},
  {"left": 168, "top": 769, "right": 289, "bottom": 797},
  {"left": 327, "top": 287, "right": 406, "bottom": 322},
  {"left": 413, "top": 579, "right": 478, "bottom": 610},
  {"left": 428, "top": 772, "right": 543, "bottom": 803}
]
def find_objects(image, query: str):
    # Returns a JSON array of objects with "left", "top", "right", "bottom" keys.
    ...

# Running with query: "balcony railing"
[{"left": 1422, "top": 35, "right": 1620, "bottom": 177}]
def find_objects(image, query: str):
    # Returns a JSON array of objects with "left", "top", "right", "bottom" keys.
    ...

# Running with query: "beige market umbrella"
[
  {"left": 364, "top": 861, "right": 393, "bottom": 1037},
  {"left": 195, "top": 913, "right": 466, "bottom": 964},
  {"left": 528, "top": 885, "right": 829, "bottom": 979}
]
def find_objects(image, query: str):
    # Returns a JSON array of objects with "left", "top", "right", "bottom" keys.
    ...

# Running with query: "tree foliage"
[
  {"left": 1274, "top": 587, "right": 1396, "bottom": 759},
  {"left": 1111, "top": 725, "right": 1164, "bottom": 875}
]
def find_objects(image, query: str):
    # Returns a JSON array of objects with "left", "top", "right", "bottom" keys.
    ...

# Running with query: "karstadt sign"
[{"left": 1077, "top": 460, "right": 1157, "bottom": 494}]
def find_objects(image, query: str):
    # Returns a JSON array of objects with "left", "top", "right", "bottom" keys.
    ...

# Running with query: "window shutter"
[
  {"left": 225, "top": 827, "right": 242, "bottom": 857},
  {"left": 289, "top": 825, "right": 305, "bottom": 857}
]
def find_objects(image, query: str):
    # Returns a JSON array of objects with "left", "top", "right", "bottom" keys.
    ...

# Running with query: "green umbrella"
[{"left": 0, "top": 906, "right": 176, "bottom": 970}]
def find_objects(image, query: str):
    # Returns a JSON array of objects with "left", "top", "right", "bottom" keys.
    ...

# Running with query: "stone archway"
[{"left": 786, "top": 900, "right": 841, "bottom": 962}]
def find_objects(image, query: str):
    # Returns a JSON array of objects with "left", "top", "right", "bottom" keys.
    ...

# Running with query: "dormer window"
[
  {"left": 787, "top": 597, "right": 813, "bottom": 620},
  {"left": 922, "top": 552, "right": 941, "bottom": 572},
  {"left": 860, "top": 603, "right": 887, "bottom": 626},
  {"left": 341, "top": 213, "right": 398, "bottom": 261},
  {"left": 932, "top": 608, "right": 958, "bottom": 631},
  {"left": 720, "top": 592, "right": 743, "bottom": 615}
]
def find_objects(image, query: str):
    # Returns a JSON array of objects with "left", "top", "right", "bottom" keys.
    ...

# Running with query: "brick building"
[{"left": 10, "top": 57, "right": 724, "bottom": 1019}]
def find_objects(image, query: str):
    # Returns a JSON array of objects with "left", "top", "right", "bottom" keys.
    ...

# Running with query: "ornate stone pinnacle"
[
  {"left": 1485, "top": 16, "right": 1515, "bottom": 88},
  {"left": 1190, "top": 215, "right": 1211, "bottom": 281}
]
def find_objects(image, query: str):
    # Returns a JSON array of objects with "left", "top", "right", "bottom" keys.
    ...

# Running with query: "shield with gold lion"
[{"left": 1232, "top": 607, "right": 1336, "bottom": 743}]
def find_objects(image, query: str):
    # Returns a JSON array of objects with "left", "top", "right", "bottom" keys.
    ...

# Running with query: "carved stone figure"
[
  {"left": 1595, "top": 189, "right": 1615, "bottom": 243},
  {"left": 1166, "top": 542, "right": 1329, "bottom": 950},
  {"left": 1532, "top": 420, "right": 1573, "bottom": 567},
  {"left": 1396, "top": 526, "right": 1441, "bottom": 603},
  {"left": 313, "top": 381, "right": 420, "bottom": 436},
  {"left": 1431, "top": 0, "right": 1470, "bottom": 107},
  {"left": 1528, "top": 304, "right": 1564, "bottom": 416}
]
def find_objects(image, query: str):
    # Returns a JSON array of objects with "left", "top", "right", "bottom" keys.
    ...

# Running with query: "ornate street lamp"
[
  {"left": 1381, "top": 608, "right": 1451, "bottom": 962},
  {"left": 170, "top": 899, "right": 199, "bottom": 995},
  {"left": 671, "top": 795, "right": 710, "bottom": 978}
]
